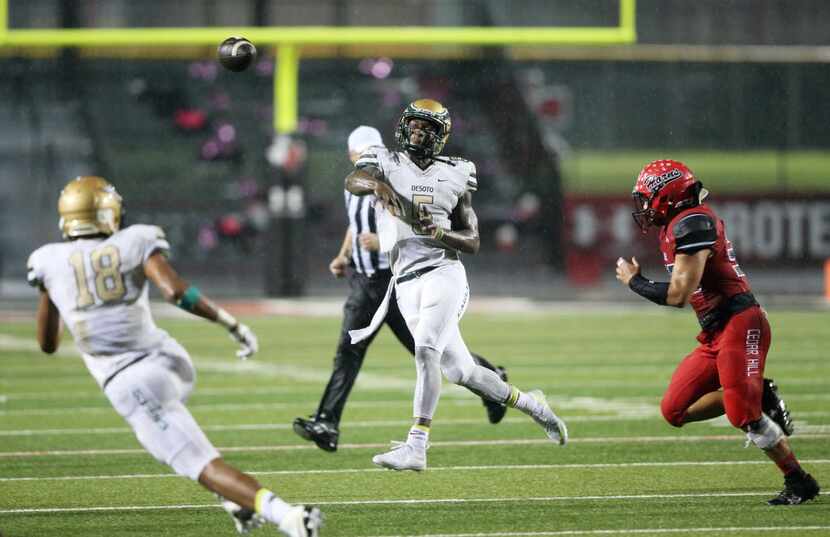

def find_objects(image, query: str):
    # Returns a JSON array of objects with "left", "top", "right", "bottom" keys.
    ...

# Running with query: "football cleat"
[
  {"left": 372, "top": 441, "right": 427, "bottom": 472},
  {"left": 292, "top": 416, "right": 339, "bottom": 452},
  {"left": 278, "top": 505, "right": 323, "bottom": 537},
  {"left": 482, "top": 366, "right": 509, "bottom": 424},
  {"left": 528, "top": 390, "right": 568, "bottom": 446},
  {"left": 762, "top": 378, "right": 794, "bottom": 437},
  {"left": 768, "top": 472, "right": 820, "bottom": 505},
  {"left": 217, "top": 495, "right": 264, "bottom": 534}
]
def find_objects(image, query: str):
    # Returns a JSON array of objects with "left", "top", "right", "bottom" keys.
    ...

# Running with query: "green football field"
[{"left": 0, "top": 309, "right": 828, "bottom": 537}]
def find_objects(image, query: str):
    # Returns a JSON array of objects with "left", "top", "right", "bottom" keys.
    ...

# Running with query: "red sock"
[{"left": 775, "top": 452, "right": 802, "bottom": 476}]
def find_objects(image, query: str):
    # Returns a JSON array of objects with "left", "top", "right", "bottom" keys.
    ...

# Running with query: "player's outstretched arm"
[
  {"left": 424, "top": 191, "right": 480, "bottom": 254},
  {"left": 144, "top": 252, "right": 258, "bottom": 359},
  {"left": 35, "top": 290, "right": 61, "bottom": 354},
  {"left": 345, "top": 166, "right": 404, "bottom": 217}
]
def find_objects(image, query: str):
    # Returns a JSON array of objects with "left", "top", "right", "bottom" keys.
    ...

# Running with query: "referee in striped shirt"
[{"left": 293, "top": 126, "right": 508, "bottom": 452}]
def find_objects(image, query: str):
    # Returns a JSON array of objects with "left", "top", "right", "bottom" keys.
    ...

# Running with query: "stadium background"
[
  {"left": 2, "top": 0, "right": 830, "bottom": 302},
  {"left": 1, "top": 3, "right": 829, "bottom": 537}
]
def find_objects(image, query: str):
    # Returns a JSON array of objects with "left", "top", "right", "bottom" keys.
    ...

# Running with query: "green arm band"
[{"left": 177, "top": 286, "right": 201, "bottom": 312}]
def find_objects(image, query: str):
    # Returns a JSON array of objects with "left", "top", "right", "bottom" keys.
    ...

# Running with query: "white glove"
[{"left": 229, "top": 323, "right": 258, "bottom": 360}]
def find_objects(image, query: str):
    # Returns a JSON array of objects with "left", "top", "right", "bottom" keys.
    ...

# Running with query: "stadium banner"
[{"left": 564, "top": 194, "right": 830, "bottom": 283}]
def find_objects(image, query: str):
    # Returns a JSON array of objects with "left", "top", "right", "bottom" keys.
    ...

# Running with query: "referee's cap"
[{"left": 348, "top": 126, "right": 383, "bottom": 154}]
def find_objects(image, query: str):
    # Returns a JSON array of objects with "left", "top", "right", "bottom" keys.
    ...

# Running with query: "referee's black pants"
[{"left": 315, "top": 269, "right": 499, "bottom": 426}]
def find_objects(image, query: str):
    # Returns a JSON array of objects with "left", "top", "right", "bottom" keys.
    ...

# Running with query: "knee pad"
[
  {"left": 660, "top": 397, "right": 685, "bottom": 428},
  {"left": 745, "top": 414, "right": 784, "bottom": 451}
]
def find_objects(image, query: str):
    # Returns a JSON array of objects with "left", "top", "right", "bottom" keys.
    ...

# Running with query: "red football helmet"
[{"left": 632, "top": 159, "right": 702, "bottom": 231}]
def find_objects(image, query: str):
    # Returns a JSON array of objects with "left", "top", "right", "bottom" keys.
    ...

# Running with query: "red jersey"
[{"left": 659, "top": 204, "right": 755, "bottom": 330}]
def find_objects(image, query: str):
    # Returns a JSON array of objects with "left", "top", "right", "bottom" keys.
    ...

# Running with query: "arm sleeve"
[{"left": 673, "top": 213, "right": 717, "bottom": 255}]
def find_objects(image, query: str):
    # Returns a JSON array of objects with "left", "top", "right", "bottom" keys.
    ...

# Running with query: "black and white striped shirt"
[{"left": 344, "top": 191, "right": 390, "bottom": 276}]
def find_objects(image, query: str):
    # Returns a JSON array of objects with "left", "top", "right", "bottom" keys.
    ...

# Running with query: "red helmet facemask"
[{"left": 632, "top": 159, "right": 702, "bottom": 232}]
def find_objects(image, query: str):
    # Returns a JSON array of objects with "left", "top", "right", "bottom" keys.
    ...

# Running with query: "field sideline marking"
[
  {"left": 2, "top": 459, "right": 829, "bottom": 483},
  {"left": 2, "top": 434, "right": 829, "bottom": 458},
  {"left": 1, "top": 493, "right": 828, "bottom": 516}
]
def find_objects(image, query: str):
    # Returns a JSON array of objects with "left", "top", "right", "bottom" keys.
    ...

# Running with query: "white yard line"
[
  {"left": 5, "top": 413, "right": 829, "bottom": 437},
  {"left": 1, "top": 434, "right": 829, "bottom": 458},
  {"left": 0, "top": 492, "right": 827, "bottom": 515},
  {"left": 365, "top": 527, "right": 830, "bottom": 537},
  {"left": 0, "top": 415, "right": 675, "bottom": 437},
  {"left": 2, "top": 459, "right": 829, "bottom": 483},
  {"left": 0, "top": 334, "right": 412, "bottom": 390}
]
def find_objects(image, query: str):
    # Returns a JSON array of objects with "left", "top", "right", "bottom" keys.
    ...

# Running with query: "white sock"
[
  {"left": 255, "top": 489, "right": 292, "bottom": 525},
  {"left": 407, "top": 424, "right": 429, "bottom": 451},
  {"left": 505, "top": 386, "right": 540, "bottom": 416}
]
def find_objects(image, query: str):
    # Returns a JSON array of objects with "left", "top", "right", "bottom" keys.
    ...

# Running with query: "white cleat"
[
  {"left": 528, "top": 390, "right": 568, "bottom": 445},
  {"left": 217, "top": 495, "right": 265, "bottom": 534},
  {"left": 372, "top": 441, "right": 427, "bottom": 471},
  {"left": 278, "top": 505, "right": 323, "bottom": 537}
]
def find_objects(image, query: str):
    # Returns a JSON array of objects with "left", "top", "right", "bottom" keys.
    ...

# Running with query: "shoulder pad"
[
  {"left": 122, "top": 224, "right": 167, "bottom": 242},
  {"left": 673, "top": 213, "right": 716, "bottom": 253},
  {"left": 458, "top": 159, "right": 477, "bottom": 192},
  {"left": 26, "top": 247, "right": 46, "bottom": 288},
  {"left": 354, "top": 145, "right": 387, "bottom": 170},
  {"left": 121, "top": 224, "right": 170, "bottom": 262}
]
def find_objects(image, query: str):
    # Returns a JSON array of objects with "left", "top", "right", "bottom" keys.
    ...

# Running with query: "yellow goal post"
[{"left": 0, "top": 0, "right": 636, "bottom": 134}]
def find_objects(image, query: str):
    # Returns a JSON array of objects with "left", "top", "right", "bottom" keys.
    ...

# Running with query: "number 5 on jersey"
[
  {"left": 69, "top": 245, "right": 127, "bottom": 308},
  {"left": 412, "top": 194, "right": 434, "bottom": 235}
]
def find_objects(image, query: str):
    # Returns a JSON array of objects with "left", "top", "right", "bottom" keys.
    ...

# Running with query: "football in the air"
[{"left": 218, "top": 36, "right": 257, "bottom": 72}]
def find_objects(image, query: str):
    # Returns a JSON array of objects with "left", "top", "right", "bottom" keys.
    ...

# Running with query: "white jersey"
[
  {"left": 355, "top": 147, "right": 478, "bottom": 276},
  {"left": 27, "top": 225, "right": 172, "bottom": 387}
]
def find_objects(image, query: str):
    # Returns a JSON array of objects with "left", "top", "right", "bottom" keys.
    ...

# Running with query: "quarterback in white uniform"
[
  {"left": 28, "top": 176, "right": 322, "bottom": 537},
  {"left": 346, "top": 99, "right": 568, "bottom": 471}
]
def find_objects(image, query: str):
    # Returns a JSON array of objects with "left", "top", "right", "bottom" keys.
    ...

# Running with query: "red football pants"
[{"left": 660, "top": 306, "right": 770, "bottom": 429}]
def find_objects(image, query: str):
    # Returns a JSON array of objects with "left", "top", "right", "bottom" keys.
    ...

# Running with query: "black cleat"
[
  {"left": 482, "top": 366, "right": 509, "bottom": 425},
  {"left": 768, "top": 472, "right": 820, "bottom": 505},
  {"left": 293, "top": 416, "right": 339, "bottom": 452},
  {"left": 763, "top": 378, "right": 795, "bottom": 436}
]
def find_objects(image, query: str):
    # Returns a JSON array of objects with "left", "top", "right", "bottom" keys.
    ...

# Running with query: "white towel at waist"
[{"left": 348, "top": 274, "right": 395, "bottom": 344}]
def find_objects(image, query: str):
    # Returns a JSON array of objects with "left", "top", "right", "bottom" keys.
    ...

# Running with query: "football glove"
[{"left": 229, "top": 323, "right": 258, "bottom": 360}]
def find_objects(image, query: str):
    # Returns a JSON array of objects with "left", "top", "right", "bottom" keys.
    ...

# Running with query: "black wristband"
[{"left": 629, "top": 274, "right": 669, "bottom": 306}]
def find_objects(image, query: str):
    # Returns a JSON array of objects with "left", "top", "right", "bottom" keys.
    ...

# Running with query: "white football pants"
[
  {"left": 395, "top": 263, "right": 509, "bottom": 420},
  {"left": 104, "top": 338, "right": 220, "bottom": 480}
]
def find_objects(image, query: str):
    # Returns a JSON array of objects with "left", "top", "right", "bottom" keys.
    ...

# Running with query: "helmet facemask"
[
  {"left": 632, "top": 191, "right": 662, "bottom": 232},
  {"left": 400, "top": 117, "right": 443, "bottom": 157},
  {"left": 395, "top": 99, "right": 451, "bottom": 158}
]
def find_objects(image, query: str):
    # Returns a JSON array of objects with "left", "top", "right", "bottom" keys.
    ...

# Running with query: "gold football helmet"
[
  {"left": 58, "top": 176, "right": 123, "bottom": 239},
  {"left": 395, "top": 98, "right": 451, "bottom": 157}
]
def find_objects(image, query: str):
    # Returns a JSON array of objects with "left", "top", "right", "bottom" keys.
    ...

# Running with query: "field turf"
[{"left": 0, "top": 309, "right": 828, "bottom": 536}]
